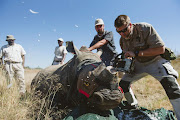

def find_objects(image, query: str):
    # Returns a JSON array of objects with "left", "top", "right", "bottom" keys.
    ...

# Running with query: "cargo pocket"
[{"left": 162, "top": 62, "right": 179, "bottom": 78}]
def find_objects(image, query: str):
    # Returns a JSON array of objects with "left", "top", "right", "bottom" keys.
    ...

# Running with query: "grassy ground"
[
  {"left": 0, "top": 58, "right": 179, "bottom": 120},
  {"left": 0, "top": 68, "right": 41, "bottom": 120},
  {"left": 133, "top": 57, "right": 180, "bottom": 110}
]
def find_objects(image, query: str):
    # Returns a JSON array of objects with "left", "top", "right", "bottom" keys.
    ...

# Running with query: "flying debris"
[
  {"left": 75, "top": 25, "right": 79, "bottom": 28},
  {"left": 29, "top": 9, "right": 39, "bottom": 14},
  {"left": 42, "top": 20, "right": 46, "bottom": 24},
  {"left": 53, "top": 29, "right": 56, "bottom": 32}
]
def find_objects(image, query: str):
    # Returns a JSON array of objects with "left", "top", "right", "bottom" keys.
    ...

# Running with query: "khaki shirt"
[
  {"left": 0, "top": 43, "right": 26, "bottom": 63},
  {"left": 120, "top": 23, "right": 164, "bottom": 62}
]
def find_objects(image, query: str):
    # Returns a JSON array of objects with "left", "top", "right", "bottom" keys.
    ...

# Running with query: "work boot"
[{"left": 128, "top": 104, "right": 140, "bottom": 110}]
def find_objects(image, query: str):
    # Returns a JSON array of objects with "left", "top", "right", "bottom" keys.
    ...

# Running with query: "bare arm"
[
  {"left": 22, "top": 55, "right": 25, "bottom": 67},
  {"left": 88, "top": 39, "right": 108, "bottom": 51},
  {"left": 124, "top": 46, "right": 165, "bottom": 58},
  {"left": 138, "top": 46, "right": 165, "bottom": 56},
  {"left": 0, "top": 58, "right": 3, "bottom": 66},
  {"left": 61, "top": 53, "right": 67, "bottom": 64}
]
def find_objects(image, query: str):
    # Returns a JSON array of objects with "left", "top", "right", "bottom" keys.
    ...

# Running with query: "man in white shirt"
[
  {"left": 0, "top": 35, "right": 26, "bottom": 95},
  {"left": 52, "top": 38, "right": 67, "bottom": 65}
]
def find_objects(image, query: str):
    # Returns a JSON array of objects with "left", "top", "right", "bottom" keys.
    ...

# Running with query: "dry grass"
[
  {"left": 0, "top": 68, "right": 41, "bottom": 120},
  {"left": 24, "top": 68, "right": 41, "bottom": 93},
  {"left": 133, "top": 76, "right": 173, "bottom": 110},
  {"left": 133, "top": 57, "right": 180, "bottom": 110},
  {"left": 0, "top": 58, "right": 179, "bottom": 120}
]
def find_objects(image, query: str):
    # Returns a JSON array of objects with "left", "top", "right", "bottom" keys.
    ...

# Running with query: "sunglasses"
[
  {"left": 7, "top": 39, "right": 15, "bottom": 41},
  {"left": 96, "top": 25, "right": 103, "bottom": 28},
  {"left": 116, "top": 24, "right": 129, "bottom": 33}
]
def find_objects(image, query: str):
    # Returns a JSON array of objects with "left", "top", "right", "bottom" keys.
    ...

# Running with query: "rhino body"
[{"left": 31, "top": 42, "right": 123, "bottom": 119}]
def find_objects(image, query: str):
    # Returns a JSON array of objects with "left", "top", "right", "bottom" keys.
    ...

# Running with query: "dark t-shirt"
[{"left": 90, "top": 30, "right": 117, "bottom": 66}]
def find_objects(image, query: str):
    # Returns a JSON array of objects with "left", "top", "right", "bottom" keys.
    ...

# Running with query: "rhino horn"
[
  {"left": 92, "top": 63, "right": 106, "bottom": 77},
  {"left": 92, "top": 63, "right": 118, "bottom": 82},
  {"left": 66, "top": 41, "right": 81, "bottom": 55}
]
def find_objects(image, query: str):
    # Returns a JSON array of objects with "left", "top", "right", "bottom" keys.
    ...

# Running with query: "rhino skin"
[{"left": 30, "top": 41, "right": 123, "bottom": 119}]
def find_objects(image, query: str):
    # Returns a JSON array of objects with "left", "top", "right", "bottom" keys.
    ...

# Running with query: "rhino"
[{"left": 30, "top": 41, "right": 123, "bottom": 119}]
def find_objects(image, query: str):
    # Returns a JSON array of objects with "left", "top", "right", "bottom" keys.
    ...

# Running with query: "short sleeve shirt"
[
  {"left": 120, "top": 23, "right": 164, "bottom": 62},
  {"left": 54, "top": 46, "right": 67, "bottom": 61},
  {"left": 0, "top": 43, "right": 26, "bottom": 63},
  {"left": 90, "top": 30, "right": 117, "bottom": 65}
]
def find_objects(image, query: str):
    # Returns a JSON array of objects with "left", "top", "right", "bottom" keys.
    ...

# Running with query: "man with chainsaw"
[{"left": 114, "top": 15, "right": 180, "bottom": 119}]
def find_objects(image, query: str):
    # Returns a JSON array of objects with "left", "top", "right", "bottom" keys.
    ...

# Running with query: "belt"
[
  {"left": 5, "top": 61, "right": 21, "bottom": 64},
  {"left": 54, "top": 60, "right": 61, "bottom": 62}
]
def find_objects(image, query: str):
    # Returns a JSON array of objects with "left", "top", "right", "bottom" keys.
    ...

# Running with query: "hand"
[
  {"left": 124, "top": 51, "right": 135, "bottom": 58},
  {"left": 60, "top": 61, "right": 64, "bottom": 65},
  {"left": 22, "top": 63, "right": 25, "bottom": 68},
  {"left": 87, "top": 48, "right": 91, "bottom": 51}
]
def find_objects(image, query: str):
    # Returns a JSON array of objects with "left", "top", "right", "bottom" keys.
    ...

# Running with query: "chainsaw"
[{"left": 113, "top": 53, "right": 135, "bottom": 73}]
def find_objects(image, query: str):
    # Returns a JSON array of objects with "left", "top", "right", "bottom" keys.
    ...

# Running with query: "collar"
[
  {"left": 97, "top": 30, "right": 106, "bottom": 38},
  {"left": 124, "top": 25, "right": 134, "bottom": 40},
  {"left": 7, "top": 43, "right": 16, "bottom": 47}
]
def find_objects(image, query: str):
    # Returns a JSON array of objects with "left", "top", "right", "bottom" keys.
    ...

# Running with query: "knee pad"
[
  {"left": 119, "top": 80, "right": 131, "bottom": 93},
  {"left": 160, "top": 77, "right": 180, "bottom": 99}
]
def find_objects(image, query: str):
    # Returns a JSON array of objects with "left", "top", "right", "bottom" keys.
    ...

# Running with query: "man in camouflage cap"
[
  {"left": 88, "top": 18, "right": 118, "bottom": 66},
  {"left": 114, "top": 15, "right": 180, "bottom": 119}
]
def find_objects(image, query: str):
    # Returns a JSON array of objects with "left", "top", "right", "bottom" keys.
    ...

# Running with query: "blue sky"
[{"left": 0, "top": 0, "right": 180, "bottom": 68}]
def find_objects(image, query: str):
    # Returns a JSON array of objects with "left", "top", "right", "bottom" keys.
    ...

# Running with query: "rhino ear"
[
  {"left": 79, "top": 45, "right": 88, "bottom": 51},
  {"left": 66, "top": 41, "right": 81, "bottom": 55}
]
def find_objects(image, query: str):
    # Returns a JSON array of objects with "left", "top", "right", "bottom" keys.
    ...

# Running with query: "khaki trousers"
[{"left": 5, "top": 62, "right": 26, "bottom": 93}]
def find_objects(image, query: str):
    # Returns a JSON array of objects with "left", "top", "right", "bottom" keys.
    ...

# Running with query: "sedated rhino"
[{"left": 31, "top": 41, "right": 123, "bottom": 119}]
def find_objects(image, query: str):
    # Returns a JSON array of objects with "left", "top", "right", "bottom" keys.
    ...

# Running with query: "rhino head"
[{"left": 66, "top": 41, "right": 123, "bottom": 110}]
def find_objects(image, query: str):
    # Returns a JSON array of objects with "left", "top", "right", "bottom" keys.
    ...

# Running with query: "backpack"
[{"left": 160, "top": 47, "right": 176, "bottom": 60}]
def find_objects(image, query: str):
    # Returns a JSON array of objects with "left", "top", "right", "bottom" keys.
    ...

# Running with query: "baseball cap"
[
  {"left": 95, "top": 18, "right": 104, "bottom": 26},
  {"left": 57, "top": 38, "right": 64, "bottom": 42}
]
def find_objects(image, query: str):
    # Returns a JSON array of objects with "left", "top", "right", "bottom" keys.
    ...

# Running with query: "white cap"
[
  {"left": 95, "top": 18, "right": 104, "bottom": 26},
  {"left": 57, "top": 38, "right": 64, "bottom": 42}
]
